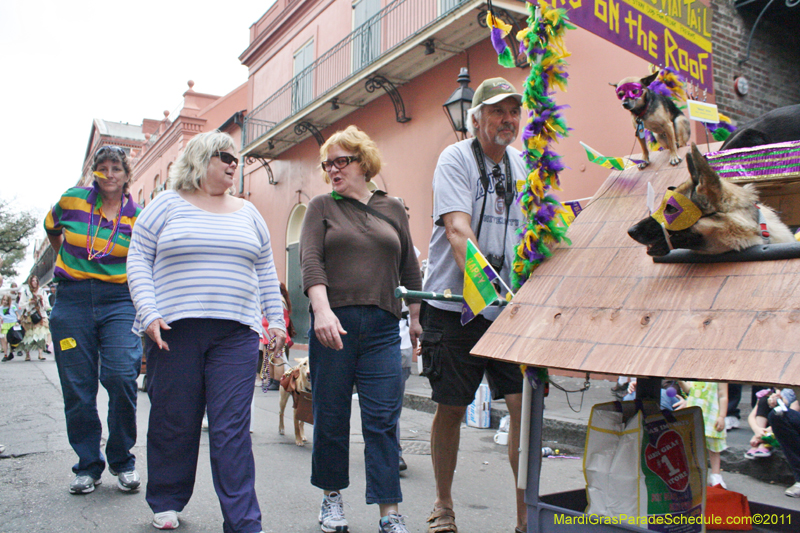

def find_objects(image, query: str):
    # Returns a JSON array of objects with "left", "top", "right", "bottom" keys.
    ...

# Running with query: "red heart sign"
[{"left": 644, "top": 429, "right": 690, "bottom": 492}]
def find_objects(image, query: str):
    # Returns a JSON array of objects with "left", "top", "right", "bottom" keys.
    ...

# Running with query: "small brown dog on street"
[
  {"left": 278, "top": 357, "right": 312, "bottom": 446},
  {"left": 612, "top": 71, "right": 691, "bottom": 169}
]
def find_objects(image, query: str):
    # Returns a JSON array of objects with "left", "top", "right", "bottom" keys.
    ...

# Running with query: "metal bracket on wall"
[
  {"left": 294, "top": 122, "right": 326, "bottom": 146},
  {"left": 365, "top": 75, "right": 411, "bottom": 123},
  {"left": 478, "top": 6, "right": 527, "bottom": 68},
  {"left": 737, "top": 0, "right": 778, "bottom": 66},
  {"left": 245, "top": 155, "right": 277, "bottom": 185}
]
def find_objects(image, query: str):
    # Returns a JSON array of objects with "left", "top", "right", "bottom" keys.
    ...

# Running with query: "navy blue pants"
[
  {"left": 50, "top": 280, "right": 141, "bottom": 479},
  {"left": 145, "top": 319, "right": 261, "bottom": 533},
  {"left": 309, "top": 305, "right": 403, "bottom": 505}
]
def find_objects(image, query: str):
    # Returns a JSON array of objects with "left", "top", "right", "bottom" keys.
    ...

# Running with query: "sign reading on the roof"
[{"left": 557, "top": 0, "right": 713, "bottom": 93}]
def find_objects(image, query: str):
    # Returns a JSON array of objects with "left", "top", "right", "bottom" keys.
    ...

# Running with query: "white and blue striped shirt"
[{"left": 127, "top": 191, "right": 285, "bottom": 336}]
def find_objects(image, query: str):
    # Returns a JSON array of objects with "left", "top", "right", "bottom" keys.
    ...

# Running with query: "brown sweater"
[{"left": 300, "top": 191, "right": 422, "bottom": 319}]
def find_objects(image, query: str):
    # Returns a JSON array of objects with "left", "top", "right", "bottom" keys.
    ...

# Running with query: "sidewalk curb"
[{"left": 402, "top": 391, "right": 795, "bottom": 486}]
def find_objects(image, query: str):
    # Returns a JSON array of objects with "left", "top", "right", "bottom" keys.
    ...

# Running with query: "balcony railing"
[{"left": 243, "top": 0, "right": 470, "bottom": 149}]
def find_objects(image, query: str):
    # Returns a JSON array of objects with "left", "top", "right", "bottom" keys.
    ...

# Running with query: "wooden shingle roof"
[{"left": 472, "top": 145, "right": 800, "bottom": 387}]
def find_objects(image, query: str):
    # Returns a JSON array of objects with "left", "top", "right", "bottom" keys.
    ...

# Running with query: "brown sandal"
[{"left": 427, "top": 506, "right": 457, "bottom": 533}]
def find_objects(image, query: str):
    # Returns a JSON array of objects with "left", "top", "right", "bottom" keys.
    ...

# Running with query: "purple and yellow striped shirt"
[{"left": 44, "top": 182, "right": 141, "bottom": 283}]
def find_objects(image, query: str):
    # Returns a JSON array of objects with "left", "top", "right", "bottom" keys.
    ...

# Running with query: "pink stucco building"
[{"left": 119, "top": 0, "right": 666, "bottom": 339}]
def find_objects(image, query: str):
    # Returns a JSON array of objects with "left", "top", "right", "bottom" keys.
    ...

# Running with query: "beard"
[{"left": 493, "top": 129, "right": 517, "bottom": 146}]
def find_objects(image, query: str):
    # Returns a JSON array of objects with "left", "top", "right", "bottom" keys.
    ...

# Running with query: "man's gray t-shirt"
[{"left": 424, "top": 138, "right": 527, "bottom": 321}]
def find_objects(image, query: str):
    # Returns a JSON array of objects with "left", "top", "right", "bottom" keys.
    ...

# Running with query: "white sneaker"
[
  {"left": 152, "top": 510, "right": 180, "bottom": 530},
  {"left": 110, "top": 467, "right": 141, "bottom": 491},
  {"left": 379, "top": 512, "right": 409, "bottom": 533},
  {"left": 785, "top": 482, "right": 800, "bottom": 498},
  {"left": 319, "top": 491, "right": 348, "bottom": 532},
  {"left": 69, "top": 474, "right": 102, "bottom": 494},
  {"left": 724, "top": 416, "right": 740, "bottom": 430},
  {"left": 708, "top": 473, "right": 727, "bottom": 489}
]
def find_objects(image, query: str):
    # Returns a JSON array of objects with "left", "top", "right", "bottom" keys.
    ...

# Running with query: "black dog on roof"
[{"left": 721, "top": 104, "right": 800, "bottom": 149}]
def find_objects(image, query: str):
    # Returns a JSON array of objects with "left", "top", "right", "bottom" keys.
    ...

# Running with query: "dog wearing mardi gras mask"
[
  {"left": 612, "top": 71, "right": 691, "bottom": 169},
  {"left": 627, "top": 143, "right": 794, "bottom": 256}
]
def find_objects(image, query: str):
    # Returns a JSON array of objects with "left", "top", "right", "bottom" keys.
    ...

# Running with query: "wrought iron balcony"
[{"left": 242, "top": 0, "right": 474, "bottom": 156}]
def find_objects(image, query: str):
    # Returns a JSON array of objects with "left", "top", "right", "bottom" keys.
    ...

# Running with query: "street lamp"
[{"left": 442, "top": 67, "right": 474, "bottom": 141}]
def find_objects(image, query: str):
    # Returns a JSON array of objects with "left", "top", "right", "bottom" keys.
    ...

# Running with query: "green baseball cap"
[{"left": 471, "top": 77, "right": 522, "bottom": 109}]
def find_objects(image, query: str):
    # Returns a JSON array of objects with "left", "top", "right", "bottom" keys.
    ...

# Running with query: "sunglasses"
[
  {"left": 95, "top": 145, "right": 126, "bottom": 158},
  {"left": 321, "top": 156, "right": 359, "bottom": 172},
  {"left": 616, "top": 82, "right": 645, "bottom": 100},
  {"left": 214, "top": 151, "right": 239, "bottom": 166}
]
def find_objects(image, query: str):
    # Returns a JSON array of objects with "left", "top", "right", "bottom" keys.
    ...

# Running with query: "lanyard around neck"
[{"left": 471, "top": 139, "right": 513, "bottom": 259}]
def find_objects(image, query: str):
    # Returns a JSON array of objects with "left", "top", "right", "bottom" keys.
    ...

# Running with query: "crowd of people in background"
[{"left": 2, "top": 73, "right": 799, "bottom": 533}]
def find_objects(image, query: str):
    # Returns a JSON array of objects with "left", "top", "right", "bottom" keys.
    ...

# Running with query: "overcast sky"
[{"left": 0, "top": 0, "right": 275, "bottom": 282}]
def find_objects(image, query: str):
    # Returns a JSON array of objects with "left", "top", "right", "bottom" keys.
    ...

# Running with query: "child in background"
[
  {"left": 1, "top": 294, "right": 19, "bottom": 361},
  {"left": 676, "top": 381, "right": 728, "bottom": 488},
  {"left": 746, "top": 388, "right": 798, "bottom": 458}
]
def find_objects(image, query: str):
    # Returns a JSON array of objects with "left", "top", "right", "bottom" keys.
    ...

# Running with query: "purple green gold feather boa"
[{"left": 487, "top": 0, "right": 575, "bottom": 289}]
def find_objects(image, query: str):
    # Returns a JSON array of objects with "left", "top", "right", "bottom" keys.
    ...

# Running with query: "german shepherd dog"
[
  {"left": 628, "top": 144, "right": 794, "bottom": 256},
  {"left": 613, "top": 71, "right": 691, "bottom": 169}
]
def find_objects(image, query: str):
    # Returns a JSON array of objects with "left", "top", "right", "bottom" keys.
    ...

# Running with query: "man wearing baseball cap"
[{"left": 420, "top": 76, "right": 527, "bottom": 533}]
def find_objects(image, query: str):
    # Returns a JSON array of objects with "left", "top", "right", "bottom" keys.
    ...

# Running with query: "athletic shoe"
[
  {"left": 398, "top": 456, "right": 407, "bottom": 472},
  {"left": 724, "top": 416, "right": 740, "bottom": 430},
  {"left": 110, "top": 467, "right": 141, "bottom": 491},
  {"left": 379, "top": 512, "right": 409, "bottom": 533},
  {"left": 1, "top": 354, "right": 12, "bottom": 362},
  {"left": 708, "top": 473, "right": 727, "bottom": 489},
  {"left": 152, "top": 510, "right": 179, "bottom": 530},
  {"left": 785, "top": 482, "right": 800, "bottom": 498},
  {"left": 267, "top": 379, "right": 280, "bottom": 391},
  {"left": 69, "top": 474, "right": 101, "bottom": 494},
  {"left": 319, "top": 491, "right": 348, "bottom": 532}
]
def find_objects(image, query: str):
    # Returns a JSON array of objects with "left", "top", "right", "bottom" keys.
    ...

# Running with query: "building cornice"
[
  {"left": 132, "top": 116, "right": 206, "bottom": 181},
  {"left": 240, "top": 0, "right": 337, "bottom": 69}
]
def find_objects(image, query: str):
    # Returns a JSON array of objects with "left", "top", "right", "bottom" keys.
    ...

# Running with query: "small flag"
[
  {"left": 461, "top": 239, "right": 501, "bottom": 325},
  {"left": 580, "top": 142, "right": 640, "bottom": 171}
]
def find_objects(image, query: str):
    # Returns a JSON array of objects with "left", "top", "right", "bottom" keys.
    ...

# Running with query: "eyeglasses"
[
  {"left": 95, "top": 146, "right": 126, "bottom": 158},
  {"left": 616, "top": 82, "right": 644, "bottom": 100},
  {"left": 321, "top": 156, "right": 359, "bottom": 172},
  {"left": 214, "top": 151, "right": 239, "bottom": 166}
]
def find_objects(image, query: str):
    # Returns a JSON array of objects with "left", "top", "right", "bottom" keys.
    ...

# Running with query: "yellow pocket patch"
[{"left": 60, "top": 338, "right": 77, "bottom": 351}]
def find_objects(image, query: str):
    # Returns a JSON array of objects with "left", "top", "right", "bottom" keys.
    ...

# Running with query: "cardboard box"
[{"left": 466, "top": 383, "right": 491, "bottom": 428}]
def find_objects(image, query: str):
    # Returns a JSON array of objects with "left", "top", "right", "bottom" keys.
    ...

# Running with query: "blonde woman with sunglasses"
[{"left": 128, "top": 130, "right": 285, "bottom": 532}]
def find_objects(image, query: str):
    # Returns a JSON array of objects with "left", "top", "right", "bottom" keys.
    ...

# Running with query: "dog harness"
[{"left": 756, "top": 204, "right": 771, "bottom": 243}]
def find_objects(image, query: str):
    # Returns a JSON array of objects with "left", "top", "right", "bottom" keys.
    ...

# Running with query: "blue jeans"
[
  {"left": 309, "top": 306, "right": 403, "bottom": 505},
  {"left": 50, "top": 280, "right": 142, "bottom": 478}
]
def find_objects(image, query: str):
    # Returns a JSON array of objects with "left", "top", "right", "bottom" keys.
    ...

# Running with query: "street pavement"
[{"left": 1, "top": 354, "right": 799, "bottom": 532}]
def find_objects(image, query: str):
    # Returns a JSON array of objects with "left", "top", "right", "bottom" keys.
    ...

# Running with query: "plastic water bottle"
[{"left": 541, "top": 447, "right": 554, "bottom": 457}]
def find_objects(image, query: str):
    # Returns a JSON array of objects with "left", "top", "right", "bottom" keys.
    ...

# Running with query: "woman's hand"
[
  {"left": 146, "top": 318, "right": 171, "bottom": 351},
  {"left": 269, "top": 327, "right": 287, "bottom": 354},
  {"left": 673, "top": 397, "right": 687, "bottom": 410},
  {"left": 313, "top": 307, "right": 347, "bottom": 350}
]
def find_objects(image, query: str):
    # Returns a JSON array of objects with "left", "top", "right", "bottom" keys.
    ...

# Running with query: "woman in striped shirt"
[
  {"left": 45, "top": 145, "right": 143, "bottom": 495},
  {"left": 128, "top": 130, "right": 286, "bottom": 533}
]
